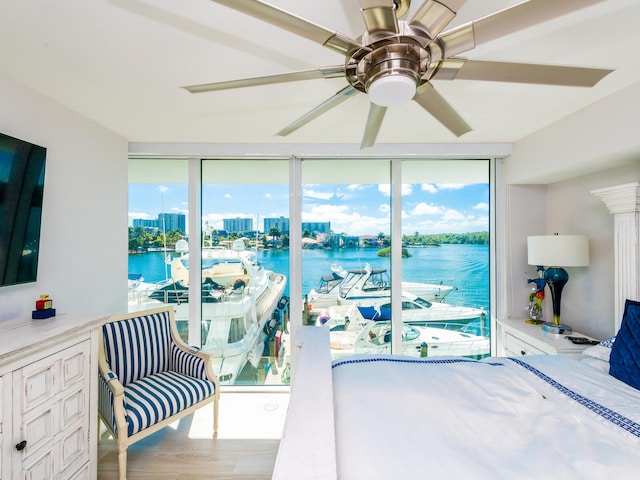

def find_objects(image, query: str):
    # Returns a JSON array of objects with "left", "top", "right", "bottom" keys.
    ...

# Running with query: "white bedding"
[{"left": 331, "top": 354, "right": 640, "bottom": 480}]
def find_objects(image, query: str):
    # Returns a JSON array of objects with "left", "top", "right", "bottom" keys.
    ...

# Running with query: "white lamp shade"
[
  {"left": 368, "top": 75, "right": 416, "bottom": 107},
  {"left": 527, "top": 235, "right": 589, "bottom": 267}
]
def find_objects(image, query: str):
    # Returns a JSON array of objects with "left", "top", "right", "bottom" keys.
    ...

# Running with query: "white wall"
[
  {"left": 505, "top": 163, "right": 640, "bottom": 340},
  {"left": 505, "top": 80, "right": 640, "bottom": 185},
  {"left": 0, "top": 72, "right": 128, "bottom": 321}
]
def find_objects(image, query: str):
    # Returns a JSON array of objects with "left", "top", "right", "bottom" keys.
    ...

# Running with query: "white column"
[{"left": 591, "top": 182, "right": 640, "bottom": 331}]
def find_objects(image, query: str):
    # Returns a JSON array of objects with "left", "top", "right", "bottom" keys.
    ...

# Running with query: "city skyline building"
[
  {"left": 224, "top": 217, "right": 253, "bottom": 233},
  {"left": 132, "top": 213, "right": 186, "bottom": 235}
]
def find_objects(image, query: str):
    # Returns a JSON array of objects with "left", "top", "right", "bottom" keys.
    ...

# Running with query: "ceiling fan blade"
[
  {"left": 358, "top": 0, "right": 399, "bottom": 35},
  {"left": 209, "top": 0, "right": 364, "bottom": 56},
  {"left": 439, "top": 0, "right": 606, "bottom": 58},
  {"left": 413, "top": 82, "right": 471, "bottom": 137},
  {"left": 436, "top": 59, "right": 613, "bottom": 87},
  {"left": 276, "top": 86, "right": 360, "bottom": 137},
  {"left": 361, "top": 103, "right": 388, "bottom": 149},
  {"left": 409, "top": 0, "right": 466, "bottom": 40},
  {"left": 183, "top": 66, "right": 345, "bottom": 93}
]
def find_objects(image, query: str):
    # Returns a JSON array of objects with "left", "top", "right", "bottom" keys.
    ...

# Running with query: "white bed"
[{"left": 273, "top": 326, "right": 640, "bottom": 480}]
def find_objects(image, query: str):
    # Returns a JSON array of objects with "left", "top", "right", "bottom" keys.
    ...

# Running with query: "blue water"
[{"left": 129, "top": 244, "right": 489, "bottom": 310}]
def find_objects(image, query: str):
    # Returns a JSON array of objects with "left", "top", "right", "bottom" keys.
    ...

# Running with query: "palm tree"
[{"left": 269, "top": 226, "right": 282, "bottom": 243}]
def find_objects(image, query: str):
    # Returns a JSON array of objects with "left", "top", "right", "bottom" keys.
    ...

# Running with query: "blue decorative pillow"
[
  {"left": 600, "top": 336, "right": 616, "bottom": 348},
  {"left": 609, "top": 299, "right": 640, "bottom": 390}
]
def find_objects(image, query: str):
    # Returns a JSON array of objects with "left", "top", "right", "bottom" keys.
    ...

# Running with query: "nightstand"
[{"left": 496, "top": 318, "right": 598, "bottom": 359}]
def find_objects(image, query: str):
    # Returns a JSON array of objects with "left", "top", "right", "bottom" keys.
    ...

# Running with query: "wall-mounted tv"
[{"left": 0, "top": 132, "right": 47, "bottom": 287}]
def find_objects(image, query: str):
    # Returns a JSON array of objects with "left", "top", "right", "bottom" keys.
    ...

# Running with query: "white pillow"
[
  {"left": 580, "top": 355, "right": 610, "bottom": 373},
  {"left": 581, "top": 336, "right": 616, "bottom": 362}
]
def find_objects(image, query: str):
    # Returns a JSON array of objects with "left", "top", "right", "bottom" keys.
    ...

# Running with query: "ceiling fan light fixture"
[{"left": 368, "top": 74, "right": 417, "bottom": 107}]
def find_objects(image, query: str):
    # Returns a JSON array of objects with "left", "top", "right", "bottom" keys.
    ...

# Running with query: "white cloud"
[
  {"left": 379, "top": 204, "right": 390, "bottom": 214},
  {"left": 303, "top": 188, "right": 335, "bottom": 200},
  {"left": 473, "top": 202, "right": 489, "bottom": 211},
  {"left": 157, "top": 185, "right": 169, "bottom": 193},
  {"left": 437, "top": 183, "right": 466, "bottom": 190},
  {"left": 420, "top": 183, "right": 467, "bottom": 193},
  {"left": 303, "top": 204, "right": 389, "bottom": 235},
  {"left": 265, "top": 193, "right": 272, "bottom": 199},
  {"left": 224, "top": 193, "right": 232, "bottom": 199},
  {"left": 378, "top": 184, "right": 390, "bottom": 196},
  {"left": 129, "top": 211, "right": 153, "bottom": 220},
  {"left": 307, "top": 204, "right": 349, "bottom": 216},
  {"left": 442, "top": 208, "right": 466, "bottom": 221},
  {"left": 421, "top": 184, "right": 438, "bottom": 193},
  {"left": 410, "top": 202, "right": 443, "bottom": 216}
]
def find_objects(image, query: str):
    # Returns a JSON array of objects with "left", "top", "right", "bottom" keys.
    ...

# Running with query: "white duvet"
[{"left": 331, "top": 354, "right": 640, "bottom": 480}]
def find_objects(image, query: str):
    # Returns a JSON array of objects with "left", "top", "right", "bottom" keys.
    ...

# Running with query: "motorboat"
[
  {"left": 314, "top": 288, "right": 486, "bottom": 330},
  {"left": 131, "top": 239, "right": 287, "bottom": 385},
  {"left": 307, "top": 263, "right": 456, "bottom": 309},
  {"left": 323, "top": 305, "right": 490, "bottom": 359},
  {"left": 318, "top": 297, "right": 488, "bottom": 336},
  {"left": 328, "top": 319, "right": 490, "bottom": 359},
  {"left": 356, "top": 292, "right": 487, "bottom": 329}
]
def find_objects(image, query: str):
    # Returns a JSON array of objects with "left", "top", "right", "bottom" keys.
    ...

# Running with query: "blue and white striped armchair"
[{"left": 98, "top": 306, "right": 219, "bottom": 480}]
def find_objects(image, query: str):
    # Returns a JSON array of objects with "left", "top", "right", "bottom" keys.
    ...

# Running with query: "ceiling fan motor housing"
[{"left": 363, "top": 43, "right": 422, "bottom": 87}]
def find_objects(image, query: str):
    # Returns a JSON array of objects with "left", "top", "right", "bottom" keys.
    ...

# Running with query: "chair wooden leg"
[
  {"left": 213, "top": 397, "right": 219, "bottom": 436},
  {"left": 118, "top": 447, "right": 127, "bottom": 480}
]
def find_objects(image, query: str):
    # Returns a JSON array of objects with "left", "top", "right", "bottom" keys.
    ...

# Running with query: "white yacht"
[
  {"left": 324, "top": 304, "right": 489, "bottom": 359},
  {"left": 307, "top": 263, "right": 456, "bottom": 309},
  {"left": 131, "top": 239, "right": 287, "bottom": 384}
]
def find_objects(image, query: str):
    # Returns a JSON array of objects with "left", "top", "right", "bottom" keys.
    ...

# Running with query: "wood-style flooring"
[{"left": 97, "top": 392, "right": 288, "bottom": 480}]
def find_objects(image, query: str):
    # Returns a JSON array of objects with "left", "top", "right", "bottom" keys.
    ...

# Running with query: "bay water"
[{"left": 129, "top": 244, "right": 489, "bottom": 311}]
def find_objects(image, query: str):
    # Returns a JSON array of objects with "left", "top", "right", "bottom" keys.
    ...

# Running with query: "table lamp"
[{"left": 527, "top": 234, "right": 589, "bottom": 334}]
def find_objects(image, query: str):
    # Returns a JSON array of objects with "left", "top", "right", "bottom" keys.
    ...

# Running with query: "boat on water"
[
  {"left": 307, "top": 263, "right": 456, "bottom": 309},
  {"left": 325, "top": 307, "right": 489, "bottom": 359},
  {"left": 318, "top": 298, "right": 487, "bottom": 335},
  {"left": 129, "top": 239, "right": 287, "bottom": 385}
]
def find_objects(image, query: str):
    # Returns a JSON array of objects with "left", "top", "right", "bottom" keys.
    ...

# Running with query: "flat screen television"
[{"left": 0, "top": 132, "right": 47, "bottom": 287}]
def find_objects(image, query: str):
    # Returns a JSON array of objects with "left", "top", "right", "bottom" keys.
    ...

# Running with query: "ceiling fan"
[{"left": 184, "top": 0, "right": 612, "bottom": 147}]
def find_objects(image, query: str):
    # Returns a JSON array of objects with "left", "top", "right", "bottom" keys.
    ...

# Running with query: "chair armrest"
[
  {"left": 169, "top": 323, "right": 219, "bottom": 384},
  {"left": 98, "top": 336, "right": 129, "bottom": 438},
  {"left": 170, "top": 343, "right": 218, "bottom": 385},
  {"left": 98, "top": 354, "right": 124, "bottom": 396}
]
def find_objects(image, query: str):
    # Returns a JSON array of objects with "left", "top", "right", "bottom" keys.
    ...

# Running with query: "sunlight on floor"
[
  {"left": 188, "top": 391, "right": 289, "bottom": 440},
  {"left": 98, "top": 391, "right": 288, "bottom": 478}
]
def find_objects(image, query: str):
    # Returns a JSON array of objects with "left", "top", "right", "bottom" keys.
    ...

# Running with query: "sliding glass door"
[
  {"left": 201, "top": 159, "right": 290, "bottom": 386},
  {"left": 128, "top": 156, "right": 492, "bottom": 386}
]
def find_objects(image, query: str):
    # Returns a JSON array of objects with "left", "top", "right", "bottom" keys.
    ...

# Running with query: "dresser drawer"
[{"left": 504, "top": 333, "right": 546, "bottom": 356}]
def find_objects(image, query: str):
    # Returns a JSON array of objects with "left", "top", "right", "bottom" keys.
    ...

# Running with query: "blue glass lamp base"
[
  {"left": 542, "top": 266, "right": 572, "bottom": 334},
  {"left": 541, "top": 321, "right": 572, "bottom": 335}
]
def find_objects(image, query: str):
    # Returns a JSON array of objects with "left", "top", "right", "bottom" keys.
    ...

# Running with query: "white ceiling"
[{"left": 1, "top": 0, "right": 639, "bottom": 147}]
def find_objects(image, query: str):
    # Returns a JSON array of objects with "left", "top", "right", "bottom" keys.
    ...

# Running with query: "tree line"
[
  {"left": 128, "top": 226, "right": 184, "bottom": 251},
  {"left": 403, "top": 231, "right": 489, "bottom": 245},
  {"left": 129, "top": 226, "right": 489, "bottom": 252}
]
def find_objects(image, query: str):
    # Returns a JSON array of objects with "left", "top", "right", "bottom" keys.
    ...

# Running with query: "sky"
[{"left": 129, "top": 181, "right": 489, "bottom": 236}]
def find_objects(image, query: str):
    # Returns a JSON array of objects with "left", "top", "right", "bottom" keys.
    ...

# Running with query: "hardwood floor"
[{"left": 97, "top": 392, "right": 288, "bottom": 479}]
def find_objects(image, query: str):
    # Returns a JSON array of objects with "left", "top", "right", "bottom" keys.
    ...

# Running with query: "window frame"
[{"left": 129, "top": 152, "right": 503, "bottom": 381}]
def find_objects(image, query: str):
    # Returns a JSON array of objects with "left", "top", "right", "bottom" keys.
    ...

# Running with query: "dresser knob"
[
  {"left": 520, "top": 350, "right": 526, "bottom": 356},
  {"left": 15, "top": 440, "right": 27, "bottom": 451}
]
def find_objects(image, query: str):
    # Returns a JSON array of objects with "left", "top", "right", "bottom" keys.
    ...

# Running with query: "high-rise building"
[
  {"left": 302, "top": 221, "right": 331, "bottom": 234},
  {"left": 132, "top": 213, "right": 186, "bottom": 234},
  {"left": 132, "top": 218, "right": 158, "bottom": 231},
  {"left": 264, "top": 216, "right": 290, "bottom": 234},
  {"left": 224, "top": 217, "right": 253, "bottom": 234},
  {"left": 158, "top": 213, "right": 186, "bottom": 234}
]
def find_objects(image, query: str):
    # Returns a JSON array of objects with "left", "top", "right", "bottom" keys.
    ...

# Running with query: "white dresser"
[
  {"left": 0, "top": 313, "right": 106, "bottom": 480},
  {"left": 496, "top": 318, "right": 598, "bottom": 359}
]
